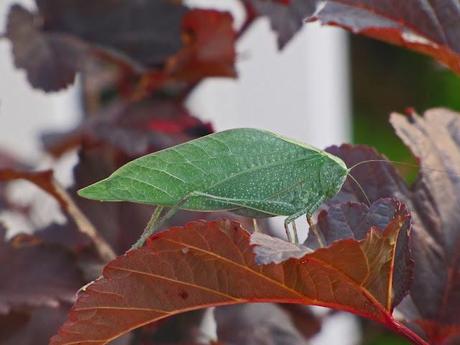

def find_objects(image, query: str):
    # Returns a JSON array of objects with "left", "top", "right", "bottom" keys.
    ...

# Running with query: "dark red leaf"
[
  {"left": 50, "top": 219, "right": 417, "bottom": 345},
  {"left": 277, "top": 304, "right": 322, "bottom": 339},
  {"left": 0, "top": 167, "right": 117, "bottom": 262},
  {"left": 305, "top": 198, "right": 413, "bottom": 309},
  {"left": 6, "top": 5, "right": 86, "bottom": 91},
  {"left": 307, "top": 0, "right": 460, "bottom": 74},
  {"left": 35, "top": 221, "right": 92, "bottom": 254},
  {"left": 6, "top": 0, "right": 187, "bottom": 91},
  {"left": 0, "top": 151, "right": 29, "bottom": 213},
  {"left": 140, "top": 9, "right": 237, "bottom": 94},
  {"left": 245, "top": 0, "right": 317, "bottom": 48},
  {"left": 0, "top": 305, "right": 70, "bottom": 345},
  {"left": 168, "top": 10, "right": 236, "bottom": 79},
  {"left": 6, "top": 2, "right": 237, "bottom": 94},
  {"left": 253, "top": 198, "right": 412, "bottom": 309},
  {"left": 0, "top": 228, "right": 83, "bottom": 314},
  {"left": 136, "top": 310, "right": 208, "bottom": 345},
  {"left": 326, "top": 144, "right": 410, "bottom": 205},
  {"left": 390, "top": 109, "right": 460, "bottom": 344},
  {"left": 328, "top": 108, "right": 460, "bottom": 344},
  {"left": 215, "top": 304, "right": 310, "bottom": 345},
  {"left": 306, "top": 199, "right": 407, "bottom": 248},
  {"left": 36, "top": 0, "right": 186, "bottom": 68},
  {"left": 0, "top": 169, "right": 67, "bottom": 209},
  {"left": 42, "top": 100, "right": 213, "bottom": 158}
]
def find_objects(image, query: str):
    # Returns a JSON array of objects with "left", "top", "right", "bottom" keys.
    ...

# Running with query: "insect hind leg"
[
  {"left": 132, "top": 191, "right": 206, "bottom": 249},
  {"left": 284, "top": 194, "right": 326, "bottom": 244},
  {"left": 284, "top": 210, "right": 307, "bottom": 244}
]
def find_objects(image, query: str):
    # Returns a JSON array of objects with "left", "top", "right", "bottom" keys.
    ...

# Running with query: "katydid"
[{"left": 78, "top": 128, "right": 350, "bottom": 248}]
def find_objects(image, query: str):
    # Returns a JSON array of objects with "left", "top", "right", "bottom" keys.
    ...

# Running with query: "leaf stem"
[{"left": 386, "top": 317, "right": 429, "bottom": 345}]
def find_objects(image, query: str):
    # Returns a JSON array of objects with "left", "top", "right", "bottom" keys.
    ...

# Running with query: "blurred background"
[{"left": 0, "top": 1, "right": 459, "bottom": 345}]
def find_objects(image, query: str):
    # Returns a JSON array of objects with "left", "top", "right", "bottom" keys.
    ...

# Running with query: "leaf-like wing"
[
  {"left": 51, "top": 218, "right": 409, "bottom": 345},
  {"left": 78, "top": 128, "right": 339, "bottom": 217}
]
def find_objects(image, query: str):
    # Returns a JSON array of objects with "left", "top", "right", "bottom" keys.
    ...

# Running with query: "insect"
[{"left": 78, "top": 128, "right": 350, "bottom": 248}]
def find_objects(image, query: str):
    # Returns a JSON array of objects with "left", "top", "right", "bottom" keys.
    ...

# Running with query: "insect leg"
[
  {"left": 307, "top": 216, "right": 325, "bottom": 248},
  {"left": 291, "top": 221, "right": 299, "bottom": 244},
  {"left": 132, "top": 191, "right": 248, "bottom": 249},
  {"left": 284, "top": 222, "right": 293, "bottom": 243},
  {"left": 253, "top": 218, "right": 261, "bottom": 233},
  {"left": 284, "top": 210, "right": 306, "bottom": 244},
  {"left": 146, "top": 206, "right": 165, "bottom": 231},
  {"left": 284, "top": 193, "right": 326, "bottom": 244},
  {"left": 131, "top": 191, "right": 201, "bottom": 249}
]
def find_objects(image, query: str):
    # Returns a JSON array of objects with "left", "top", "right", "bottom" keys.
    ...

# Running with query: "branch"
[
  {"left": 0, "top": 169, "right": 116, "bottom": 262},
  {"left": 52, "top": 179, "right": 116, "bottom": 262}
]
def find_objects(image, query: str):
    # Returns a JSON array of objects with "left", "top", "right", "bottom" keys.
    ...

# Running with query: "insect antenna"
[
  {"left": 347, "top": 158, "right": 460, "bottom": 178},
  {"left": 345, "top": 157, "right": 460, "bottom": 208},
  {"left": 347, "top": 159, "right": 396, "bottom": 172},
  {"left": 346, "top": 172, "right": 371, "bottom": 206}
]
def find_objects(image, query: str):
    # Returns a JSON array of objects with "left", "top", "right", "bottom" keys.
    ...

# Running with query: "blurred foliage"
[
  {"left": 351, "top": 36, "right": 460, "bottom": 182},
  {"left": 351, "top": 36, "right": 460, "bottom": 344},
  {"left": 360, "top": 319, "right": 410, "bottom": 345}
]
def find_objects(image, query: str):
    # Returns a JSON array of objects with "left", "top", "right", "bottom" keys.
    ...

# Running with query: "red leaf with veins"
[{"left": 50, "top": 217, "right": 423, "bottom": 345}]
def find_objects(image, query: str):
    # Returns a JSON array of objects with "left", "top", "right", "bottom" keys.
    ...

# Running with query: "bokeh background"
[{"left": 1, "top": 1, "right": 459, "bottom": 344}]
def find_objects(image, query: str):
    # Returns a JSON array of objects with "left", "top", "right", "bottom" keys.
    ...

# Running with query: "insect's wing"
[
  {"left": 78, "top": 128, "right": 257, "bottom": 207},
  {"left": 77, "top": 128, "right": 340, "bottom": 216}
]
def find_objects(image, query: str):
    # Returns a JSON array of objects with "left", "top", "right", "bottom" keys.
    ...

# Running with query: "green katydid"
[{"left": 78, "top": 128, "right": 354, "bottom": 248}]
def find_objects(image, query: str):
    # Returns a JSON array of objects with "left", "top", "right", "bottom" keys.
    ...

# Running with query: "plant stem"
[
  {"left": 52, "top": 180, "right": 116, "bottom": 262},
  {"left": 387, "top": 318, "right": 430, "bottom": 345}
]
